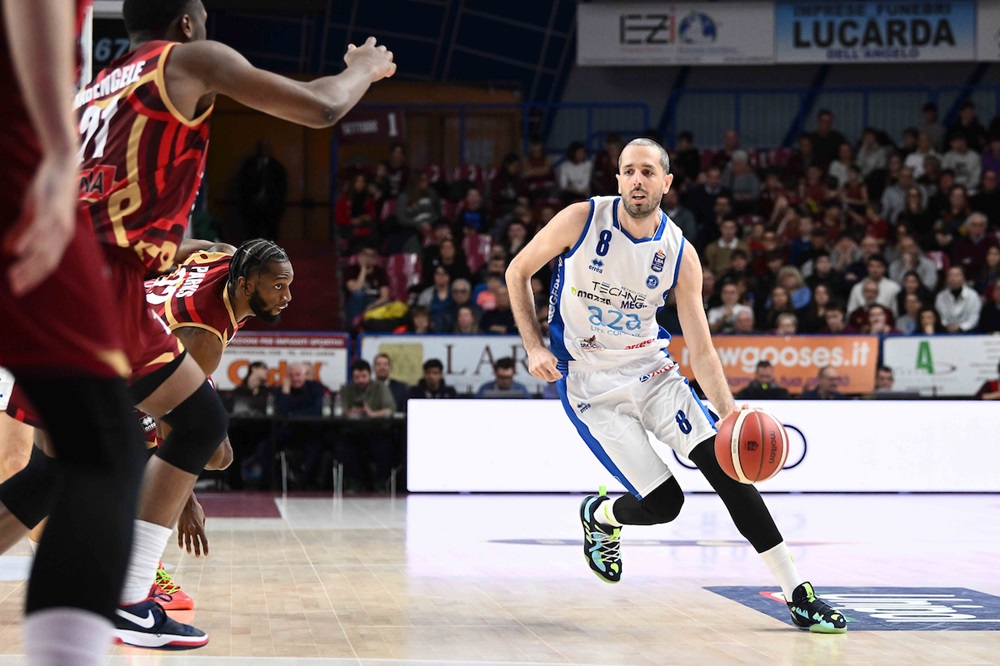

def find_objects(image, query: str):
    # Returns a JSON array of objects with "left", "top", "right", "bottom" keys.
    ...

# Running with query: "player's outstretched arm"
[
  {"left": 506, "top": 203, "right": 589, "bottom": 382},
  {"left": 674, "top": 244, "right": 737, "bottom": 419},
  {"left": 168, "top": 37, "right": 395, "bottom": 128},
  {"left": 1, "top": 0, "right": 79, "bottom": 295}
]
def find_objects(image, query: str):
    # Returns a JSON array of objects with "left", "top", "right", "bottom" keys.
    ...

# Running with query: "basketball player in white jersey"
[{"left": 506, "top": 138, "right": 846, "bottom": 633}]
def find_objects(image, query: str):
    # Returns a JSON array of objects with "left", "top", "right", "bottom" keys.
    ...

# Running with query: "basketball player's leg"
[{"left": 0, "top": 412, "right": 32, "bottom": 480}]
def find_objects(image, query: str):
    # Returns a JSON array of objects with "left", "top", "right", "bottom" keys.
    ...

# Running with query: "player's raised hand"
[
  {"left": 2, "top": 153, "right": 77, "bottom": 296},
  {"left": 527, "top": 346, "right": 561, "bottom": 383},
  {"left": 344, "top": 36, "right": 396, "bottom": 82}
]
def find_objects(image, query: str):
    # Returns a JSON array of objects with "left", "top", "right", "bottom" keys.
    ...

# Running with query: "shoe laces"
[
  {"left": 155, "top": 568, "right": 181, "bottom": 595},
  {"left": 589, "top": 525, "right": 621, "bottom": 562}
]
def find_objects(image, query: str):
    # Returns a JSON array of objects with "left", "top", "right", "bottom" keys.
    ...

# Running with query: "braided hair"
[{"left": 228, "top": 239, "right": 289, "bottom": 298}]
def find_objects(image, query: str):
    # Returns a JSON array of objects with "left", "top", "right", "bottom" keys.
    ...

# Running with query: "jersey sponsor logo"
[
  {"left": 620, "top": 295, "right": 645, "bottom": 310},
  {"left": 708, "top": 586, "right": 1000, "bottom": 631},
  {"left": 79, "top": 166, "right": 117, "bottom": 197},
  {"left": 570, "top": 287, "right": 611, "bottom": 305},
  {"left": 577, "top": 401, "right": 591, "bottom": 413},
  {"left": 589, "top": 281, "right": 647, "bottom": 307},
  {"left": 639, "top": 365, "right": 671, "bottom": 382},
  {"left": 549, "top": 262, "right": 563, "bottom": 307},
  {"left": 646, "top": 275, "right": 659, "bottom": 289},
  {"left": 576, "top": 335, "right": 606, "bottom": 352},
  {"left": 651, "top": 250, "right": 666, "bottom": 273},
  {"left": 589, "top": 259, "right": 605, "bottom": 273},
  {"left": 625, "top": 338, "right": 655, "bottom": 350}
]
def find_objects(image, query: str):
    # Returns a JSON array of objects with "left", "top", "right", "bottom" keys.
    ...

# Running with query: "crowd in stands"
[{"left": 336, "top": 100, "right": 1000, "bottom": 340}]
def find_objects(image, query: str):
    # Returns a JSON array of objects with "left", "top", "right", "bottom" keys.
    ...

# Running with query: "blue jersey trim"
[
  {"left": 566, "top": 199, "right": 595, "bottom": 259},
  {"left": 556, "top": 377, "right": 643, "bottom": 499},
  {"left": 687, "top": 383, "right": 719, "bottom": 432},
  {"left": 612, "top": 197, "right": 667, "bottom": 244},
  {"left": 669, "top": 235, "right": 686, "bottom": 291},
  {"left": 548, "top": 257, "right": 571, "bottom": 361}
]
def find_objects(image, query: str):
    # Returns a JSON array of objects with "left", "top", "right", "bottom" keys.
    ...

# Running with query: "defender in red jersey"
[{"left": 0, "top": 1, "right": 146, "bottom": 664}]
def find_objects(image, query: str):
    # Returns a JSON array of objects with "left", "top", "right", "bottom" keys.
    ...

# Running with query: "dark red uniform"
[
  {"left": 74, "top": 40, "right": 214, "bottom": 381},
  {"left": 0, "top": 0, "right": 127, "bottom": 381}
]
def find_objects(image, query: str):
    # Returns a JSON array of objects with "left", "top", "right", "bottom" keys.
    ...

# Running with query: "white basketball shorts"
[{"left": 0, "top": 366, "right": 14, "bottom": 412}]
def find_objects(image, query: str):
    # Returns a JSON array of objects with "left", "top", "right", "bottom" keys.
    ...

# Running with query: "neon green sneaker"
[
  {"left": 579, "top": 492, "right": 622, "bottom": 583},
  {"left": 787, "top": 582, "right": 847, "bottom": 633}
]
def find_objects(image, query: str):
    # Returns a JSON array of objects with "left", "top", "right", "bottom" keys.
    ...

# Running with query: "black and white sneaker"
[
  {"left": 114, "top": 598, "right": 209, "bottom": 650},
  {"left": 580, "top": 491, "right": 622, "bottom": 583},
  {"left": 786, "top": 582, "right": 848, "bottom": 634}
]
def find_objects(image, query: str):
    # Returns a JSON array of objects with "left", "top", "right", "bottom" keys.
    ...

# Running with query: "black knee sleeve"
[
  {"left": 0, "top": 446, "right": 57, "bottom": 531},
  {"left": 612, "top": 477, "right": 685, "bottom": 526},
  {"left": 156, "top": 381, "right": 229, "bottom": 475},
  {"left": 689, "top": 438, "right": 783, "bottom": 552}
]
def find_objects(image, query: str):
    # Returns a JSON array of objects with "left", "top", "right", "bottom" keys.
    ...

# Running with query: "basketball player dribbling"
[
  {"left": 506, "top": 138, "right": 847, "bottom": 633},
  {"left": 0, "top": 0, "right": 393, "bottom": 649},
  {"left": 0, "top": 1, "right": 146, "bottom": 663}
]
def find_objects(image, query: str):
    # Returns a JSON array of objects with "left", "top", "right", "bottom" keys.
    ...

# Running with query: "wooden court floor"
[{"left": 0, "top": 492, "right": 997, "bottom": 665}]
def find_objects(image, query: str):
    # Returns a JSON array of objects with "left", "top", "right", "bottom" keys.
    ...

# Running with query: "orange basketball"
[{"left": 714, "top": 408, "right": 789, "bottom": 484}]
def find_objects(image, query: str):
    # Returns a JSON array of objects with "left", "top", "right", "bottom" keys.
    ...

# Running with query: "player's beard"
[
  {"left": 249, "top": 289, "right": 282, "bottom": 324},
  {"left": 621, "top": 190, "right": 663, "bottom": 219}
]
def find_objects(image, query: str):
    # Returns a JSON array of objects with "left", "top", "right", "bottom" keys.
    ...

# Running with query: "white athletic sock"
[
  {"left": 120, "top": 520, "right": 173, "bottom": 604},
  {"left": 758, "top": 541, "right": 802, "bottom": 600},
  {"left": 599, "top": 497, "right": 623, "bottom": 528},
  {"left": 27, "top": 539, "right": 38, "bottom": 555},
  {"left": 24, "top": 608, "right": 113, "bottom": 666}
]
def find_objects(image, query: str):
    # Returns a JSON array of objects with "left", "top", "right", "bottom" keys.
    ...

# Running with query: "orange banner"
[{"left": 666, "top": 335, "right": 878, "bottom": 395}]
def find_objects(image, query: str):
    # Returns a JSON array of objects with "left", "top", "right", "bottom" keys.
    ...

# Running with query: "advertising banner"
[
  {"left": 977, "top": 0, "right": 1000, "bottom": 61},
  {"left": 336, "top": 109, "right": 404, "bottom": 144},
  {"left": 408, "top": 400, "right": 1000, "bottom": 492},
  {"left": 217, "top": 332, "right": 350, "bottom": 391},
  {"left": 577, "top": 2, "right": 774, "bottom": 66},
  {"left": 882, "top": 335, "right": 1000, "bottom": 397},
  {"left": 359, "top": 334, "right": 546, "bottom": 396},
  {"left": 775, "top": 0, "right": 977, "bottom": 63},
  {"left": 668, "top": 335, "right": 878, "bottom": 394}
]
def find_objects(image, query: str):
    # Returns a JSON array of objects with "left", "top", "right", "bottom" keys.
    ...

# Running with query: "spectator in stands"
[
  {"left": 373, "top": 353, "right": 409, "bottom": 413},
  {"left": 661, "top": 188, "right": 697, "bottom": 242},
  {"left": 896, "top": 269, "right": 935, "bottom": 312},
  {"left": 847, "top": 254, "right": 900, "bottom": 315},
  {"left": 719, "top": 249, "right": 759, "bottom": 303},
  {"left": 943, "top": 134, "right": 982, "bottom": 195},
  {"left": 408, "top": 358, "right": 457, "bottom": 399},
  {"left": 914, "top": 305, "right": 945, "bottom": 334},
  {"left": 890, "top": 237, "right": 938, "bottom": 289},
  {"left": 522, "top": 136, "right": 556, "bottom": 198},
  {"left": 759, "top": 168, "right": 793, "bottom": 220},
  {"left": 235, "top": 139, "right": 288, "bottom": 240},
  {"left": 974, "top": 359, "right": 1000, "bottom": 400},
  {"left": 976, "top": 245, "right": 1000, "bottom": 296},
  {"left": 865, "top": 304, "right": 899, "bottom": 335},
  {"left": 900, "top": 127, "right": 920, "bottom": 160},
  {"left": 875, "top": 365, "right": 896, "bottom": 392},
  {"left": 335, "top": 173, "right": 377, "bottom": 245},
  {"left": 947, "top": 101, "right": 988, "bottom": 152},
  {"left": 473, "top": 270, "right": 504, "bottom": 311},
  {"left": 557, "top": 140, "right": 592, "bottom": 204},
  {"left": 686, "top": 165, "right": 730, "bottom": 226},
  {"left": 736, "top": 360, "right": 790, "bottom": 400},
  {"left": 774, "top": 312, "right": 799, "bottom": 335},
  {"left": 271, "top": 363, "right": 328, "bottom": 489},
  {"left": 803, "top": 250, "right": 843, "bottom": 296},
  {"left": 591, "top": 133, "right": 623, "bottom": 196},
  {"left": 821, "top": 306, "right": 857, "bottom": 334},
  {"left": 708, "top": 281, "right": 753, "bottom": 334},
  {"left": 848, "top": 279, "right": 884, "bottom": 330},
  {"left": 454, "top": 187, "right": 492, "bottom": 236},
  {"left": 976, "top": 282, "right": 1000, "bottom": 333},
  {"left": 981, "top": 139, "right": 1000, "bottom": 186},
  {"left": 828, "top": 143, "right": 854, "bottom": 188},
  {"left": 711, "top": 128, "right": 741, "bottom": 171},
  {"left": 840, "top": 164, "right": 868, "bottom": 214},
  {"left": 336, "top": 359, "right": 396, "bottom": 492},
  {"left": 917, "top": 102, "right": 946, "bottom": 152},
  {"left": 972, "top": 168, "right": 1000, "bottom": 223},
  {"left": 454, "top": 305, "right": 481, "bottom": 334},
  {"left": 856, "top": 127, "right": 889, "bottom": 180},
  {"left": 701, "top": 269, "right": 720, "bottom": 310},
  {"left": 896, "top": 292, "right": 925, "bottom": 335},
  {"left": 777, "top": 265, "right": 812, "bottom": 309},
  {"left": 504, "top": 219, "right": 530, "bottom": 258},
  {"left": 756, "top": 250, "right": 788, "bottom": 311},
  {"left": 476, "top": 357, "right": 530, "bottom": 399},
  {"left": 396, "top": 172, "right": 443, "bottom": 248},
  {"left": 423, "top": 236, "right": 472, "bottom": 288},
  {"left": 811, "top": 109, "right": 848, "bottom": 169},
  {"left": 848, "top": 202, "right": 889, "bottom": 243},
  {"left": 935, "top": 266, "right": 982, "bottom": 332},
  {"left": 800, "top": 366, "right": 845, "bottom": 400},
  {"left": 229, "top": 361, "right": 270, "bottom": 416},
  {"left": 800, "top": 164, "right": 827, "bottom": 212},
  {"left": 416, "top": 265, "right": 456, "bottom": 332},
  {"left": 733, "top": 309, "right": 756, "bottom": 334},
  {"left": 344, "top": 244, "right": 391, "bottom": 325},
  {"left": 798, "top": 283, "right": 835, "bottom": 333},
  {"left": 952, "top": 213, "right": 998, "bottom": 281},
  {"left": 762, "top": 286, "right": 796, "bottom": 332},
  {"left": 450, "top": 277, "right": 477, "bottom": 314},
  {"left": 830, "top": 234, "right": 862, "bottom": 285},
  {"left": 896, "top": 186, "right": 937, "bottom": 244},
  {"left": 930, "top": 220, "right": 957, "bottom": 272},
  {"left": 705, "top": 218, "right": 749, "bottom": 279},
  {"left": 784, "top": 132, "right": 817, "bottom": 185},
  {"left": 927, "top": 169, "right": 956, "bottom": 219},
  {"left": 919, "top": 154, "right": 944, "bottom": 192},
  {"left": 406, "top": 305, "right": 432, "bottom": 334},
  {"left": 882, "top": 167, "right": 926, "bottom": 223},
  {"left": 479, "top": 284, "right": 516, "bottom": 334},
  {"left": 671, "top": 130, "right": 702, "bottom": 190},
  {"left": 385, "top": 144, "right": 411, "bottom": 197},
  {"left": 491, "top": 152, "right": 526, "bottom": 219},
  {"left": 904, "top": 132, "right": 939, "bottom": 179},
  {"left": 723, "top": 150, "right": 761, "bottom": 215}
]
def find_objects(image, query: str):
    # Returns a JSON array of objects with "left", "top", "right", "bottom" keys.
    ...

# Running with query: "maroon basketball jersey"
[
  {"left": 145, "top": 251, "right": 245, "bottom": 346},
  {"left": 75, "top": 40, "right": 212, "bottom": 274}
]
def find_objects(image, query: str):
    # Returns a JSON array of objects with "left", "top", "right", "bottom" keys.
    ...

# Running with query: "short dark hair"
[
  {"left": 867, "top": 254, "right": 888, "bottom": 268},
  {"left": 423, "top": 358, "right": 443, "bottom": 372},
  {"left": 817, "top": 109, "right": 833, "bottom": 119},
  {"left": 877, "top": 365, "right": 893, "bottom": 375},
  {"left": 756, "top": 360, "right": 773, "bottom": 370},
  {"left": 243, "top": 361, "right": 267, "bottom": 382},
  {"left": 493, "top": 357, "right": 516, "bottom": 372},
  {"left": 922, "top": 102, "right": 938, "bottom": 113},
  {"left": 123, "top": 0, "right": 193, "bottom": 36},
  {"left": 351, "top": 359, "right": 371, "bottom": 374},
  {"left": 678, "top": 130, "right": 694, "bottom": 142}
]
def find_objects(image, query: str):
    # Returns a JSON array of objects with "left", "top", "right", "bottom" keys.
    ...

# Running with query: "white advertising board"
[
  {"left": 882, "top": 335, "right": 1000, "bottom": 397},
  {"left": 977, "top": 0, "right": 1000, "bottom": 61},
  {"left": 408, "top": 400, "right": 1000, "bottom": 492},
  {"left": 217, "top": 332, "right": 350, "bottom": 391},
  {"left": 577, "top": 2, "right": 774, "bottom": 66}
]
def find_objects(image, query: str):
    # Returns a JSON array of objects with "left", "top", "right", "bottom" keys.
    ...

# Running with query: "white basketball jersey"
[
  {"left": 549, "top": 196, "right": 685, "bottom": 368},
  {"left": 0, "top": 366, "right": 13, "bottom": 411}
]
